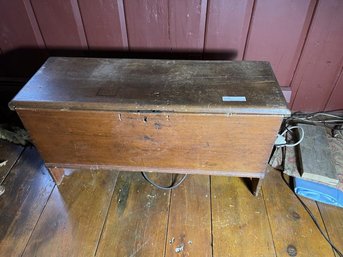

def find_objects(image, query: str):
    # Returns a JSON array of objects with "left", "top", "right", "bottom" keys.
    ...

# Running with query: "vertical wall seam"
[
  {"left": 23, "top": 0, "right": 46, "bottom": 49},
  {"left": 202, "top": 0, "right": 210, "bottom": 59},
  {"left": 289, "top": 0, "right": 319, "bottom": 108},
  {"left": 167, "top": 0, "right": 172, "bottom": 52},
  {"left": 324, "top": 66, "right": 343, "bottom": 110},
  {"left": 242, "top": 0, "right": 256, "bottom": 60},
  {"left": 287, "top": 0, "right": 317, "bottom": 89},
  {"left": 198, "top": 0, "right": 208, "bottom": 51},
  {"left": 117, "top": 0, "right": 129, "bottom": 50},
  {"left": 121, "top": 0, "right": 130, "bottom": 50},
  {"left": 72, "top": 0, "right": 89, "bottom": 50}
]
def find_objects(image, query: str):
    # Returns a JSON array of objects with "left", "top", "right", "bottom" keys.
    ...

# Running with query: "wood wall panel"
[
  {"left": 30, "top": 0, "right": 88, "bottom": 49},
  {"left": 124, "top": 0, "right": 207, "bottom": 53},
  {"left": 204, "top": 0, "right": 254, "bottom": 60},
  {"left": 0, "top": 0, "right": 46, "bottom": 77},
  {"left": 244, "top": 0, "right": 316, "bottom": 87},
  {"left": 1, "top": 0, "right": 343, "bottom": 111},
  {"left": 325, "top": 69, "right": 343, "bottom": 111},
  {"left": 77, "top": 0, "right": 128, "bottom": 50},
  {"left": 124, "top": 0, "right": 170, "bottom": 51},
  {"left": 291, "top": 0, "right": 343, "bottom": 111},
  {"left": 0, "top": 0, "right": 43, "bottom": 52},
  {"left": 169, "top": 0, "right": 207, "bottom": 51}
]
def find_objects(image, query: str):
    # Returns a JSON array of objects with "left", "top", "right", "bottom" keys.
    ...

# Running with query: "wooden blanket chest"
[{"left": 9, "top": 57, "right": 290, "bottom": 195}]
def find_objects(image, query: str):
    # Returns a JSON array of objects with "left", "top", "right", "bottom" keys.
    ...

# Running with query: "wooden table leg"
[
  {"left": 48, "top": 167, "right": 65, "bottom": 185},
  {"left": 251, "top": 178, "right": 263, "bottom": 196}
]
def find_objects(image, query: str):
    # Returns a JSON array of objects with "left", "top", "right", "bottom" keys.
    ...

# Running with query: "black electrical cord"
[
  {"left": 141, "top": 172, "right": 188, "bottom": 190},
  {"left": 281, "top": 172, "right": 343, "bottom": 257},
  {"left": 276, "top": 124, "right": 343, "bottom": 257}
]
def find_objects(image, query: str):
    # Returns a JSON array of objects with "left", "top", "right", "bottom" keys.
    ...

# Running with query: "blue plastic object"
[{"left": 294, "top": 177, "right": 343, "bottom": 208}]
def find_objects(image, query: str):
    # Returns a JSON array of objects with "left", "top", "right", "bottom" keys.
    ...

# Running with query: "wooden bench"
[{"left": 9, "top": 58, "right": 290, "bottom": 195}]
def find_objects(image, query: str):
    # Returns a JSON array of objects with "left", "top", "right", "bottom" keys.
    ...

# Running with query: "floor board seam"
[
  {"left": 209, "top": 176, "right": 214, "bottom": 257},
  {"left": 20, "top": 183, "right": 56, "bottom": 257},
  {"left": 0, "top": 146, "right": 24, "bottom": 185},
  {"left": 261, "top": 186, "right": 278, "bottom": 257},
  {"left": 93, "top": 171, "right": 120, "bottom": 257},
  {"left": 316, "top": 202, "right": 337, "bottom": 257},
  {"left": 162, "top": 174, "right": 173, "bottom": 257}
]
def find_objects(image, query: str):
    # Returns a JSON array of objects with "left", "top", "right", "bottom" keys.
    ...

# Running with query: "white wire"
[
  {"left": 308, "top": 112, "right": 343, "bottom": 119},
  {"left": 276, "top": 126, "right": 305, "bottom": 148}
]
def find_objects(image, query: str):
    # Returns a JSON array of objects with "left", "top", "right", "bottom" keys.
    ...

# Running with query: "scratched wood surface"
[
  {"left": 165, "top": 175, "right": 211, "bottom": 257},
  {"left": 0, "top": 148, "right": 54, "bottom": 257},
  {"left": 22, "top": 169, "right": 118, "bottom": 257},
  {"left": 9, "top": 58, "right": 289, "bottom": 115},
  {"left": 298, "top": 124, "right": 338, "bottom": 185},
  {"left": 1, "top": 146, "right": 343, "bottom": 256},
  {"left": 0, "top": 140, "right": 23, "bottom": 183},
  {"left": 124, "top": 0, "right": 170, "bottom": 51},
  {"left": 318, "top": 203, "right": 343, "bottom": 257},
  {"left": 17, "top": 109, "right": 281, "bottom": 177},
  {"left": 2, "top": 1, "right": 343, "bottom": 112},
  {"left": 211, "top": 176, "right": 276, "bottom": 256},
  {"left": 262, "top": 169, "right": 336, "bottom": 257},
  {"left": 95, "top": 172, "right": 171, "bottom": 257}
]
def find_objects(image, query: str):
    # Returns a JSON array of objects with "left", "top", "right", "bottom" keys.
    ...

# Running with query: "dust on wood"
[
  {"left": 22, "top": 169, "right": 118, "bottom": 257},
  {"left": 165, "top": 175, "right": 211, "bottom": 257},
  {"left": 262, "top": 169, "right": 336, "bottom": 257},
  {"left": 0, "top": 140, "right": 23, "bottom": 183},
  {"left": 95, "top": 172, "right": 170, "bottom": 257},
  {"left": 211, "top": 176, "right": 276, "bottom": 257},
  {"left": 0, "top": 148, "right": 54, "bottom": 257},
  {"left": 298, "top": 124, "right": 338, "bottom": 185}
]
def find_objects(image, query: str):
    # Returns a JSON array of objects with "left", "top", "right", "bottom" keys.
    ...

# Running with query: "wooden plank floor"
[{"left": 0, "top": 141, "right": 342, "bottom": 257}]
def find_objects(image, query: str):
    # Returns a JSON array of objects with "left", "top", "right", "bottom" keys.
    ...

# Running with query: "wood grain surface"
[
  {"left": 291, "top": 0, "right": 343, "bottom": 111},
  {"left": 263, "top": 169, "right": 335, "bottom": 257},
  {"left": 0, "top": 140, "right": 23, "bottom": 183},
  {"left": 1, "top": 146, "right": 343, "bottom": 257},
  {"left": 244, "top": 0, "right": 316, "bottom": 87},
  {"left": 10, "top": 58, "right": 290, "bottom": 115},
  {"left": 17, "top": 110, "right": 281, "bottom": 176},
  {"left": 165, "top": 175, "right": 211, "bottom": 257},
  {"left": 211, "top": 176, "right": 276, "bottom": 257},
  {"left": 22, "top": 169, "right": 118, "bottom": 257},
  {"left": 30, "top": 0, "right": 87, "bottom": 48},
  {"left": 47, "top": 167, "right": 65, "bottom": 185},
  {"left": 169, "top": 0, "right": 207, "bottom": 52},
  {"left": 77, "top": 0, "right": 128, "bottom": 50},
  {"left": 205, "top": 0, "right": 254, "bottom": 60},
  {"left": 124, "top": 0, "right": 170, "bottom": 51},
  {"left": 299, "top": 124, "right": 338, "bottom": 185},
  {"left": 0, "top": 0, "right": 47, "bottom": 77},
  {"left": 325, "top": 69, "right": 343, "bottom": 111},
  {"left": 318, "top": 203, "right": 343, "bottom": 257},
  {"left": 0, "top": 148, "right": 54, "bottom": 257},
  {"left": 95, "top": 172, "right": 171, "bottom": 257}
]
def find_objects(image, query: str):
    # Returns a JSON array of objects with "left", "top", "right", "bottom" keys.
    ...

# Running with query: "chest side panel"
[{"left": 17, "top": 109, "right": 282, "bottom": 175}]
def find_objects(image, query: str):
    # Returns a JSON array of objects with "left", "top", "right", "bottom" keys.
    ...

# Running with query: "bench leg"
[
  {"left": 251, "top": 178, "right": 263, "bottom": 196},
  {"left": 48, "top": 167, "right": 65, "bottom": 185}
]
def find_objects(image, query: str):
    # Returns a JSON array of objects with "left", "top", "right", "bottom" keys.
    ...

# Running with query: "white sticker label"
[{"left": 222, "top": 96, "right": 247, "bottom": 102}]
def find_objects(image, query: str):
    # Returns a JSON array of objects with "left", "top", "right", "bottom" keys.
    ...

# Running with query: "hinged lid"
[{"left": 9, "top": 57, "right": 290, "bottom": 115}]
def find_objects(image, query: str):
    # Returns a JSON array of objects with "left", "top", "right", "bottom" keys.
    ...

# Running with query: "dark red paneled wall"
[{"left": 0, "top": 0, "right": 342, "bottom": 111}]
